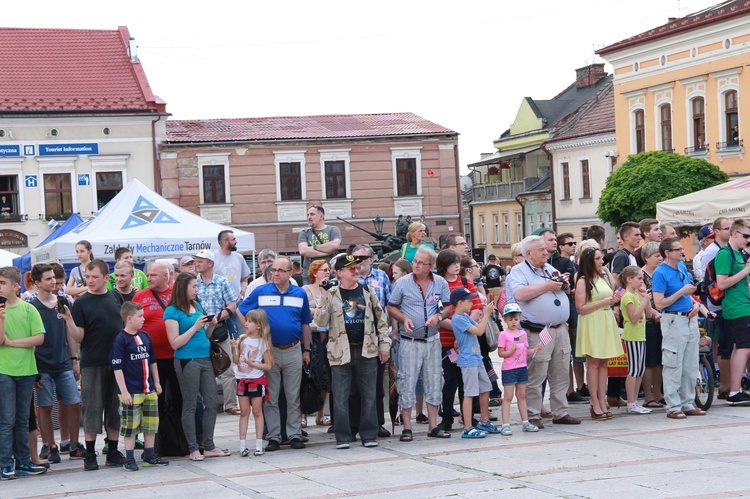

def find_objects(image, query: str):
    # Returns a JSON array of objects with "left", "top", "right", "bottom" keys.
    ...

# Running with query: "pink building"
[{"left": 159, "top": 113, "right": 460, "bottom": 254}]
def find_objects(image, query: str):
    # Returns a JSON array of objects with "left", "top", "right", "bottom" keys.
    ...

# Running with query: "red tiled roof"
[
  {"left": 545, "top": 80, "right": 614, "bottom": 143},
  {"left": 166, "top": 113, "right": 457, "bottom": 143},
  {"left": 0, "top": 26, "right": 164, "bottom": 113},
  {"left": 598, "top": 0, "right": 750, "bottom": 56}
]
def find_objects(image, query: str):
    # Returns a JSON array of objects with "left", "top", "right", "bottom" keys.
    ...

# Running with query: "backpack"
[{"left": 703, "top": 246, "right": 734, "bottom": 306}]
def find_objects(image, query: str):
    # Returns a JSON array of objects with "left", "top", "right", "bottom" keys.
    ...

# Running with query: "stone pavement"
[{"left": 6, "top": 396, "right": 750, "bottom": 498}]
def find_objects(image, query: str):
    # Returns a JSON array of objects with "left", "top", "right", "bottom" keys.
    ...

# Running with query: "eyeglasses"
[
  {"left": 470, "top": 263, "right": 481, "bottom": 268},
  {"left": 271, "top": 268, "right": 292, "bottom": 273},
  {"left": 318, "top": 268, "right": 331, "bottom": 273},
  {"left": 413, "top": 260, "right": 432, "bottom": 266},
  {"left": 666, "top": 247, "right": 684, "bottom": 252},
  {"left": 717, "top": 227, "right": 731, "bottom": 231},
  {"left": 345, "top": 266, "right": 359, "bottom": 273},
  {"left": 560, "top": 242, "right": 576, "bottom": 247}
]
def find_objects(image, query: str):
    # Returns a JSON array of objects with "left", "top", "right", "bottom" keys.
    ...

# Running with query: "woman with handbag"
[
  {"left": 436, "top": 250, "right": 484, "bottom": 431},
  {"left": 302, "top": 259, "right": 332, "bottom": 427},
  {"left": 165, "top": 272, "right": 230, "bottom": 461}
]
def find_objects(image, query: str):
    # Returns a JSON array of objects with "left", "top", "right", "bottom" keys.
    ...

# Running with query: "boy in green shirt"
[{"left": 0, "top": 267, "right": 47, "bottom": 479}]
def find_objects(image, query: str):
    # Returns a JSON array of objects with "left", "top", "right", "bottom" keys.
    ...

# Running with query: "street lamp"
[{"left": 372, "top": 215, "right": 384, "bottom": 235}]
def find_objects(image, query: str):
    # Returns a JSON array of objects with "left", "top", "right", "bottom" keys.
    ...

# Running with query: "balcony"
[
  {"left": 471, "top": 177, "right": 540, "bottom": 203},
  {"left": 684, "top": 145, "right": 709, "bottom": 156},
  {"left": 716, "top": 139, "right": 743, "bottom": 151}
]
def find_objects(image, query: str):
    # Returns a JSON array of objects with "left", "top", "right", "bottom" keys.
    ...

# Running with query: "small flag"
[
  {"left": 486, "top": 366, "right": 498, "bottom": 383},
  {"left": 427, "top": 169, "right": 435, "bottom": 177},
  {"left": 539, "top": 326, "right": 552, "bottom": 347}
]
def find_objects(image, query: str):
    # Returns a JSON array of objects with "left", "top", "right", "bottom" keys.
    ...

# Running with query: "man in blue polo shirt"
[
  {"left": 652, "top": 238, "right": 704, "bottom": 419},
  {"left": 239, "top": 256, "right": 312, "bottom": 452}
]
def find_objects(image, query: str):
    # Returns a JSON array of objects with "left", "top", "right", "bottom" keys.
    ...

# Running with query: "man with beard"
[{"left": 214, "top": 230, "right": 250, "bottom": 300}]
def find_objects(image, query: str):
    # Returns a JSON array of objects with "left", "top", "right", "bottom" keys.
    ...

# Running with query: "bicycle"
[{"left": 695, "top": 326, "right": 713, "bottom": 411}]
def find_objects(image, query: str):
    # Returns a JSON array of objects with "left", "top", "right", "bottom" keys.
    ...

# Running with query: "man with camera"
[
  {"left": 314, "top": 254, "right": 390, "bottom": 449},
  {"left": 505, "top": 236, "right": 580, "bottom": 428}
]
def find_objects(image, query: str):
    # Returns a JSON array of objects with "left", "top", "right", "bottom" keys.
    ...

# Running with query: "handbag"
[
  {"left": 300, "top": 368, "right": 323, "bottom": 414},
  {"left": 210, "top": 341, "right": 231, "bottom": 376},
  {"left": 211, "top": 320, "right": 230, "bottom": 343},
  {"left": 485, "top": 310, "right": 501, "bottom": 350}
]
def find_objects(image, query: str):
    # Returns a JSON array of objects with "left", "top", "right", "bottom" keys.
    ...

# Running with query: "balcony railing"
[
  {"left": 684, "top": 145, "right": 709, "bottom": 155},
  {"left": 471, "top": 177, "right": 541, "bottom": 203},
  {"left": 716, "top": 139, "right": 743, "bottom": 151}
]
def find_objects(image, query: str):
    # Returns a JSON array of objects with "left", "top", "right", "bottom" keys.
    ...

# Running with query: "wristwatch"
[
  {"left": 437, "top": 314, "right": 443, "bottom": 321},
  {"left": 70, "top": 356, "right": 79, "bottom": 361},
  {"left": 303, "top": 348, "right": 311, "bottom": 353}
]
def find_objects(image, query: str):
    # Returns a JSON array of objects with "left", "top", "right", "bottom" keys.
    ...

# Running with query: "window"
[
  {"left": 561, "top": 162, "right": 570, "bottom": 200},
  {"left": 0, "top": 175, "right": 19, "bottom": 218},
  {"left": 538, "top": 213, "right": 544, "bottom": 228},
  {"left": 201, "top": 166, "right": 225, "bottom": 204},
  {"left": 503, "top": 214, "right": 510, "bottom": 244},
  {"left": 324, "top": 161, "right": 346, "bottom": 199},
  {"left": 725, "top": 91, "right": 739, "bottom": 145},
  {"left": 581, "top": 160, "right": 591, "bottom": 199},
  {"left": 692, "top": 97, "right": 706, "bottom": 149},
  {"left": 95, "top": 172, "right": 123, "bottom": 210},
  {"left": 493, "top": 214, "right": 499, "bottom": 244},
  {"left": 480, "top": 214, "right": 486, "bottom": 244},
  {"left": 660, "top": 104, "right": 673, "bottom": 152},
  {"left": 528, "top": 214, "right": 535, "bottom": 234},
  {"left": 581, "top": 227, "right": 589, "bottom": 240},
  {"left": 396, "top": 158, "right": 417, "bottom": 196},
  {"left": 634, "top": 110, "right": 645, "bottom": 153},
  {"left": 279, "top": 162, "right": 302, "bottom": 201},
  {"left": 44, "top": 173, "right": 72, "bottom": 218},
  {"left": 516, "top": 213, "right": 522, "bottom": 241}
]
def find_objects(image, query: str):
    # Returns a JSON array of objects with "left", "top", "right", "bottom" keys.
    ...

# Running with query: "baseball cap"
[
  {"left": 488, "top": 254, "right": 497, "bottom": 261},
  {"left": 697, "top": 225, "right": 715, "bottom": 241},
  {"left": 503, "top": 303, "right": 522, "bottom": 316},
  {"left": 193, "top": 249, "right": 215, "bottom": 261},
  {"left": 180, "top": 256, "right": 195, "bottom": 265},
  {"left": 450, "top": 287, "right": 478, "bottom": 305}
]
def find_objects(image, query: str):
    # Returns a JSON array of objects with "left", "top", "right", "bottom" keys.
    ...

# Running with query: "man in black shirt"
[
  {"left": 481, "top": 254, "right": 505, "bottom": 300},
  {"left": 72, "top": 259, "right": 125, "bottom": 471}
]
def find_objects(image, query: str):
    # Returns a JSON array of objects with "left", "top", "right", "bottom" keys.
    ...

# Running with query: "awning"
[
  {"left": 467, "top": 145, "right": 540, "bottom": 168},
  {"left": 655, "top": 176, "right": 750, "bottom": 226}
]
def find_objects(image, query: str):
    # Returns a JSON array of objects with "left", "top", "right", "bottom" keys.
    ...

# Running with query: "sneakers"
[
  {"left": 363, "top": 440, "right": 378, "bottom": 448},
  {"left": 461, "top": 427, "right": 486, "bottom": 439},
  {"left": 500, "top": 425, "right": 512, "bottom": 436},
  {"left": 1, "top": 466, "right": 15, "bottom": 480},
  {"left": 106, "top": 450, "right": 126, "bottom": 467},
  {"left": 335, "top": 442, "right": 350, "bottom": 449},
  {"left": 143, "top": 455, "right": 169, "bottom": 466},
  {"left": 69, "top": 447, "right": 85, "bottom": 460},
  {"left": 265, "top": 440, "right": 280, "bottom": 452},
  {"left": 15, "top": 462, "right": 48, "bottom": 476},
  {"left": 253, "top": 449, "right": 264, "bottom": 456},
  {"left": 577, "top": 385, "right": 591, "bottom": 398},
  {"left": 48, "top": 446, "right": 61, "bottom": 464},
  {"left": 290, "top": 438, "right": 305, "bottom": 450},
  {"left": 239, "top": 449, "right": 250, "bottom": 457},
  {"left": 476, "top": 421, "right": 501, "bottom": 434},
  {"left": 717, "top": 389, "right": 730, "bottom": 400},
  {"left": 567, "top": 391, "right": 588, "bottom": 404},
  {"left": 522, "top": 421, "right": 539, "bottom": 432},
  {"left": 84, "top": 453, "right": 99, "bottom": 471},
  {"left": 59, "top": 443, "right": 70, "bottom": 454},
  {"left": 627, "top": 403, "right": 652, "bottom": 414},
  {"left": 39, "top": 443, "right": 50, "bottom": 460},
  {"left": 415, "top": 413, "right": 428, "bottom": 424},
  {"left": 123, "top": 458, "right": 139, "bottom": 472},
  {"left": 726, "top": 391, "right": 750, "bottom": 406}
]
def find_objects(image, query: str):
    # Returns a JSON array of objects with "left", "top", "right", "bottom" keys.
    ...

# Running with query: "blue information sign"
[
  {"left": 0, "top": 145, "right": 20, "bottom": 157},
  {"left": 25, "top": 175, "right": 38, "bottom": 188},
  {"left": 78, "top": 174, "right": 91, "bottom": 186},
  {"left": 39, "top": 143, "right": 99, "bottom": 156}
]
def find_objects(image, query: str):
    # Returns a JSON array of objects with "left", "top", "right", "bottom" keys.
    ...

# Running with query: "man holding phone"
[{"left": 30, "top": 264, "right": 83, "bottom": 463}]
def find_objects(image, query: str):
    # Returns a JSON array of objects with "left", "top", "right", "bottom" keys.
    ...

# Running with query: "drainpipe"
[
  {"left": 151, "top": 114, "right": 162, "bottom": 194},
  {"left": 453, "top": 143, "right": 463, "bottom": 232},
  {"left": 540, "top": 142, "right": 555, "bottom": 233}
]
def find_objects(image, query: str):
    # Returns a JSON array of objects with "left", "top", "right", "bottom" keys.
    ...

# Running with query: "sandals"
[
  {"left": 667, "top": 411, "right": 687, "bottom": 419},
  {"left": 316, "top": 416, "right": 331, "bottom": 426},
  {"left": 253, "top": 449, "right": 264, "bottom": 456},
  {"left": 399, "top": 429, "right": 413, "bottom": 442},
  {"left": 428, "top": 427, "right": 451, "bottom": 439},
  {"left": 203, "top": 448, "right": 231, "bottom": 458},
  {"left": 643, "top": 400, "right": 664, "bottom": 408},
  {"left": 301, "top": 416, "right": 307, "bottom": 428},
  {"left": 189, "top": 451, "right": 204, "bottom": 461},
  {"left": 461, "top": 427, "right": 486, "bottom": 439}
]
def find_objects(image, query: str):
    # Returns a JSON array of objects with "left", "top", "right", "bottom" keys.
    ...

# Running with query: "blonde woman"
[{"left": 399, "top": 223, "right": 434, "bottom": 263}]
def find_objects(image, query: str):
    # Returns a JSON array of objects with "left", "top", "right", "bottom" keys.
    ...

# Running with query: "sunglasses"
[
  {"left": 560, "top": 242, "right": 576, "bottom": 247},
  {"left": 739, "top": 232, "right": 750, "bottom": 240}
]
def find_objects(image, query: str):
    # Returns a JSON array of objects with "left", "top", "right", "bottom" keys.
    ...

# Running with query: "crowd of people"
[{"left": 2, "top": 207, "right": 750, "bottom": 481}]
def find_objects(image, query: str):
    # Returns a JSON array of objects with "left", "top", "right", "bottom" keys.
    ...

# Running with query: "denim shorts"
[
  {"left": 36, "top": 370, "right": 81, "bottom": 407},
  {"left": 501, "top": 366, "right": 529, "bottom": 386}
]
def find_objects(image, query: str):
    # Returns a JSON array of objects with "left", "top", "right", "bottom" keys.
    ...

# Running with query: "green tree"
[{"left": 597, "top": 151, "right": 728, "bottom": 228}]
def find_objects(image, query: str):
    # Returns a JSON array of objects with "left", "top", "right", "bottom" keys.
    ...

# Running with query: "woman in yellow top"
[
  {"left": 619, "top": 265, "right": 655, "bottom": 415},
  {"left": 575, "top": 247, "right": 624, "bottom": 421},
  {"left": 400, "top": 223, "right": 434, "bottom": 263}
]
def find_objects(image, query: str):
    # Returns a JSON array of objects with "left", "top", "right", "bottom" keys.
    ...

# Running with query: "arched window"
[
  {"left": 692, "top": 98, "right": 705, "bottom": 149},
  {"left": 725, "top": 91, "right": 739, "bottom": 145},
  {"left": 659, "top": 104, "right": 672, "bottom": 152},
  {"left": 634, "top": 110, "right": 645, "bottom": 153}
]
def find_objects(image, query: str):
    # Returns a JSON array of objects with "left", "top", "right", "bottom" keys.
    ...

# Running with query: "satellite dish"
[{"left": 459, "top": 175, "right": 473, "bottom": 191}]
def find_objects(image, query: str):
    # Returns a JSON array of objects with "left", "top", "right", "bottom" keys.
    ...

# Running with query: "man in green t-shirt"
[
  {"left": 106, "top": 247, "right": 147, "bottom": 292},
  {"left": 0, "top": 266, "right": 47, "bottom": 479},
  {"left": 715, "top": 218, "right": 750, "bottom": 406}
]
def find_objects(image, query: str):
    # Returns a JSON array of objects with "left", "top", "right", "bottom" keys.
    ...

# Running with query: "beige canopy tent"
[{"left": 656, "top": 176, "right": 750, "bottom": 226}]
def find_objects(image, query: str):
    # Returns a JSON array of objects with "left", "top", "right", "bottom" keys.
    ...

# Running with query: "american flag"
[{"left": 539, "top": 326, "right": 552, "bottom": 347}]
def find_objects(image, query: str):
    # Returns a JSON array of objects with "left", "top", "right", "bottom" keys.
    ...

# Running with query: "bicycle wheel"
[{"left": 695, "top": 355, "right": 714, "bottom": 411}]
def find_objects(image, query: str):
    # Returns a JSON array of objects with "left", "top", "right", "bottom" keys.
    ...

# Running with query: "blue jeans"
[
  {"left": 331, "top": 350, "right": 378, "bottom": 444},
  {"left": 0, "top": 374, "right": 35, "bottom": 468}
]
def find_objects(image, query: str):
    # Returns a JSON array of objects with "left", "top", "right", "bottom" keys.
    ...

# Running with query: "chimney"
[
  {"left": 575, "top": 63, "right": 606, "bottom": 89},
  {"left": 128, "top": 37, "right": 138, "bottom": 63},
  {"left": 668, "top": 17, "right": 677, "bottom": 22}
]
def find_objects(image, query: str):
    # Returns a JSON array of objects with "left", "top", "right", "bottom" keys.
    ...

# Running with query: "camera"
[
  {"left": 320, "top": 278, "right": 339, "bottom": 290},
  {"left": 551, "top": 276, "right": 569, "bottom": 291}
]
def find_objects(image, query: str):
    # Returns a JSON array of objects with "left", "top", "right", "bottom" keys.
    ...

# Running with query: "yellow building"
[{"left": 598, "top": 1, "right": 749, "bottom": 175}]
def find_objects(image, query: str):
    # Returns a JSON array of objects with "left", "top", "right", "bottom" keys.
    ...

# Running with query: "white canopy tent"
[
  {"left": 0, "top": 248, "right": 19, "bottom": 267},
  {"left": 656, "top": 176, "right": 750, "bottom": 226},
  {"left": 31, "top": 179, "right": 254, "bottom": 264}
]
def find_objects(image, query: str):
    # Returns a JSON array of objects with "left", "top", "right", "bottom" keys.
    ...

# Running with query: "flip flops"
[
  {"left": 399, "top": 429, "right": 413, "bottom": 442},
  {"left": 189, "top": 452, "right": 204, "bottom": 461},
  {"left": 203, "top": 448, "right": 231, "bottom": 458},
  {"left": 643, "top": 400, "right": 664, "bottom": 408},
  {"left": 428, "top": 427, "right": 451, "bottom": 438}
]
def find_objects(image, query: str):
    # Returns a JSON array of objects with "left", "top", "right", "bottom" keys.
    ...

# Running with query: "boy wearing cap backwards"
[
  {"left": 497, "top": 303, "right": 542, "bottom": 435},
  {"left": 450, "top": 287, "right": 498, "bottom": 439}
]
